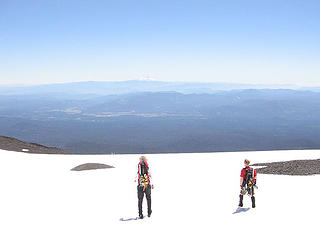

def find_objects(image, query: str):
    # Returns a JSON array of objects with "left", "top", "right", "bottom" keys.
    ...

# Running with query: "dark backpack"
[
  {"left": 139, "top": 161, "right": 148, "bottom": 176},
  {"left": 244, "top": 168, "right": 255, "bottom": 186}
]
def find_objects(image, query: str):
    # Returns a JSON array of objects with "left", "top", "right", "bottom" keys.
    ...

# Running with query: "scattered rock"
[
  {"left": 71, "top": 163, "right": 114, "bottom": 171},
  {"left": 252, "top": 159, "right": 320, "bottom": 175}
]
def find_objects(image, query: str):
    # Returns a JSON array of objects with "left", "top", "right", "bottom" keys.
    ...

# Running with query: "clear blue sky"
[{"left": 0, "top": 0, "right": 319, "bottom": 86}]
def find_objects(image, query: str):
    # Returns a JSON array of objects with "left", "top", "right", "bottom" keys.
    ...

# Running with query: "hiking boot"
[
  {"left": 148, "top": 210, "right": 152, "bottom": 217},
  {"left": 239, "top": 194, "right": 243, "bottom": 207},
  {"left": 251, "top": 196, "right": 256, "bottom": 208},
  {"left": 139, "top": 214, "right": 144, "bottom": 219}
]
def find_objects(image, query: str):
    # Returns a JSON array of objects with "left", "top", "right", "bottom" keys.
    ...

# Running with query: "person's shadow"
[
  {"left": 232, "top": 207, "right": 250, "bottom": 214},
  {"left": 119, "top": 217, "right": 139, "bottom": 221}
]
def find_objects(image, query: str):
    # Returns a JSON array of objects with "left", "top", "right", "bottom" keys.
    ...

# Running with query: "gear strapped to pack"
[
  {"left": 242, "top": 167, "right": 257, "bottom": 195},
  {"left": 138, "top": 161, "right": 150, "bottom": 191},
  {"left": 245, "top": 168, "right": 256, "bottom": 187}
]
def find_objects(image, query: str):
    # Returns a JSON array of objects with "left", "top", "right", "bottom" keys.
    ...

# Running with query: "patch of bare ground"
[
  {"left": 252, "top": 159, "right": 320, "bottom": 175},
  {"left": 0, "top": 136, "right": 67, "bottom": 154},
  {"left": 71, "top": 163, "right": 114, "bottom": 171}
]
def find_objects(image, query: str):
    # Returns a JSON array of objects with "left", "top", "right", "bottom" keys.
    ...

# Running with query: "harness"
[{"left": 140, "top": 174, "right": 149, "bottom": 191}]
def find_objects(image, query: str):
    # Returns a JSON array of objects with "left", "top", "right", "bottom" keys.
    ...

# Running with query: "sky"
[{"left": 0, "top": 0, "right": 319, "bottom": 86}]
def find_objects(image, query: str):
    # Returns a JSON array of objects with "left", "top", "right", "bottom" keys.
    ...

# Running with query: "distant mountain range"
[
  {"left": 1, "top": 81, "right": 320, "bottom": 154},
  {"left": 0, "top": 80, "right": 314, "bottom": 96}
]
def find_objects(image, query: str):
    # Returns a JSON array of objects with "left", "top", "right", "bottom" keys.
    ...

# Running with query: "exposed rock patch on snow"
[
  {"left": 253, "top": 159, "right": 320, "bottom": 175},
  {"left": 0, "top": 136, "right": 67, "bottom": 154},
  {"left": 71, "top": 163, "right": 114, "bottom": 171}
]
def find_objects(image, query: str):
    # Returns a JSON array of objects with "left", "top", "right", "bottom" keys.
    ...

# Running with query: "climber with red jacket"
[{"left": 239, "top": 159, "right": 257, "bottom": 208}]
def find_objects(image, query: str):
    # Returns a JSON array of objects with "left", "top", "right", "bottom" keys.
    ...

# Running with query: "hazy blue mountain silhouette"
[
  {"left": 0, "top": 80, "right": 301, "bottom": 96},
  {"left": 1, "top": 83, "right": 320, "bottom": 154}
]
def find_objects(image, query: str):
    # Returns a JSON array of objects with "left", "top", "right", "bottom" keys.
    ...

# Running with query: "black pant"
[{"left": 137, "top": 184, "right": 151, "bottom": 216}]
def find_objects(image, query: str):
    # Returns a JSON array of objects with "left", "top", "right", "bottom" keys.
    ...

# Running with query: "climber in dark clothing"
[{"left": 136, "top": 156, "right": 154, "bottom": 219}]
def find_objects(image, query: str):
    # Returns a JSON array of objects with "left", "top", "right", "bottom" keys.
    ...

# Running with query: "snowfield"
[{"left": 1, "top": 149, "right": 320, "bottom": 240}]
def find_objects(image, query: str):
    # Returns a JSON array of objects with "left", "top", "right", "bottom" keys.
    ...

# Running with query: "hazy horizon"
[
  {"left": 1, "top": 0, "right": 319, "bottom": 86},
  {"left": 0, "top": 79, "right": 318, "bottom": 89}
]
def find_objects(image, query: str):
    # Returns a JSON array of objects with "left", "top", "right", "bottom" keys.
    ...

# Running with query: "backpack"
[
  {"left": 245, "top": 168, "right": 256, "bottom": 187},
  {"left": 138, "top": 161, "right": 150, "bottom": 189},
  {"left": 139, "top": 161, "right": 148, "bottom": 176}
]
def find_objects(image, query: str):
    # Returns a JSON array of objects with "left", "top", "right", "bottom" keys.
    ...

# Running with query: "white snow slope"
[{"left": 1, "top": 149, "right": 320, "bottom": 240}]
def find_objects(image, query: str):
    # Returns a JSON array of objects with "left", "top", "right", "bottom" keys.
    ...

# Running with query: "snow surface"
[{"left": 1, "top": 149, "right": 320, "bottom": 240}]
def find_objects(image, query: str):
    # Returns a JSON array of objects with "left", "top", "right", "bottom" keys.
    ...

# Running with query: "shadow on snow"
[
  {"left": 232, "top": 207, "right": 250, "bottom": 214},
  {"left": 119, "top": 217, "right": 139, "bottom": 221}
]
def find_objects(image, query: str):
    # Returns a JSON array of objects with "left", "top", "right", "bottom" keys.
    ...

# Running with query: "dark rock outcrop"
[
  {"left": 71, "top": 163, "right": 114, "bottom": 171},
  {"left": 0, "top": 136, "right": 67, "bottom": 154}
]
